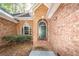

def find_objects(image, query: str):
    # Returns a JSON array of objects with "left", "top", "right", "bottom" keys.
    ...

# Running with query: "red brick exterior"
[
  {"left": 16, "top": 20, "right": 33, "bottom": 35},
  {"left": 0, "top": 18, "right": 17, "bottom": 46},
  {"left": 49, "top": 4, "right": 79, "bottom": 55},
  {"left": 1, "top": 3, "right": 79, "bottom": 56},
  {"left": 32, "top": 4, "right": 49, "bottom": 47}
]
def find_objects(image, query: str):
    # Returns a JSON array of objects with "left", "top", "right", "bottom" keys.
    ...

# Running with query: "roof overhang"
[
  {"left": 0, "top": 9, "right": 18, "bottom": 23},
  {"left": 15, "top": 17, "right": 33, "bottom": 20},
  {"left": 31, "top": 3, "right": 61, "bottom": 19},
  {"left": 14, "top": 12, "right": 33, "bottom": 20},
  {"left": 32, "top": 3, "right": 49, "bottom": 12},
  {"left": 46, "top": 3, "right": 61, "bottom": 19},
  {"left": 0, "top": 3, "right": 61, "bottom": 21}
]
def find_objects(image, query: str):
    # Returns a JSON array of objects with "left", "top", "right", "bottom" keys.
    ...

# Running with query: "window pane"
[{"left": 24, "top": 27, "right": 29, "bottom": 35}]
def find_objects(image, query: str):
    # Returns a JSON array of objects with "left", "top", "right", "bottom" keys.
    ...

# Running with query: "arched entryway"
[{"left": 38, "top": 19, "right": 47, "bottom": 40}]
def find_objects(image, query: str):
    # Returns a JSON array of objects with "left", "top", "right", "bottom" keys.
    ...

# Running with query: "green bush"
[
  {"left": 16, "top": 35, "right": 32, "bottom": 42},
  {"left": 2, "top": 35, "right": 32, "bottom": 43},
  {"left": 2, "top": 35, "right": 16, "bottom": 42}
]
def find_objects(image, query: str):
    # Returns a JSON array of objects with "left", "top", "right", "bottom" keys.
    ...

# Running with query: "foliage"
[
  {"left": 2, "top": 35, "right": 16, "bottom": 42},
  {"left": 2, "top": 35, "right": 32, "bottom": 43},
  {"left": 0, "top": 3, "right": 28, "bottom": 14},
  {"left": 16, "top": 35, "right": 32, "bottom": 42},
  {"left": 0, "top": 3, "right": 13, "bottom": 13}
]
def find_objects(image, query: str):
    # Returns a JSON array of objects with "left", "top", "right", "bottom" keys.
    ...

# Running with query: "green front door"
[{"left": 39, "top": 22, "right": 47, "bottom": 40}]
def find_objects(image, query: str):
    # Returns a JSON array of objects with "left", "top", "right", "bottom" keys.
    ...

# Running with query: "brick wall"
[
  {"left": 32, "top": 4, "right": 48, "bottom": 47},
  {"left": 16, "top": 20, "right": 33, "bottom": 35},
  {"left": 0, "top": 18, "right": 17, "bottom": 46},
  {"left": 49, "top": 3, "right": 79, "bottom": 55}
]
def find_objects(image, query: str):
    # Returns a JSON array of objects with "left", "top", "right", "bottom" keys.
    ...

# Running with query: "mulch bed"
[
  {"left": 33, "top": 47, "right": 49, "bottom": 51},
  {"left": 0, "top": 41, "right": 33, "bottom": 56}
]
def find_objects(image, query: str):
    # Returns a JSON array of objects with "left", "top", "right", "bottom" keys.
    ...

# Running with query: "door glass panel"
[
  {"left": 40, "top": 26, "right": 46, "bottom": 39},
  {"left": 39, "top": 22, "right": 46, "bottom": 40}
]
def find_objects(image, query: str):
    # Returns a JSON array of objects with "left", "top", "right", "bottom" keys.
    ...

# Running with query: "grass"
[{"left": 0, "top": 41, "right": 32, "bottom": 56}]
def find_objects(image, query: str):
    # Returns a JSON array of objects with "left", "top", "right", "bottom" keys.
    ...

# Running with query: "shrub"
[
  {"left": 2, "top": 35, "right": 16, "bottom": 42},
  {"left": 16, "top": 35, "right": 24, "bottom": 42},
  {"left": 2, "top": 35, "right": 32, "bottom": 43},
  {"left": 26, "top": 35, "right": 32, "bottom": 40},
  {"left": 16, "top": 35, "right": 32, "bottom": 42}
]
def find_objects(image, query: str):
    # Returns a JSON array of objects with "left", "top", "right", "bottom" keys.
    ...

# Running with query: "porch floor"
[{"left": 29, "top": 51, "right": 57, "bottom": 56}]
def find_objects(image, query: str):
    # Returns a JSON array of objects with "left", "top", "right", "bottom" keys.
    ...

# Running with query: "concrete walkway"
[{"left": 29, "top": 51, "right": 57, "bottom": 56}]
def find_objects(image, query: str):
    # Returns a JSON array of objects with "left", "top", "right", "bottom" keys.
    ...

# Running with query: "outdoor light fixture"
[
  {"left": 42, "top": 16, "right": 44, "bottom": 19},
  {"left": 53, "top": 16, "right": 57, "bottom": 21}
]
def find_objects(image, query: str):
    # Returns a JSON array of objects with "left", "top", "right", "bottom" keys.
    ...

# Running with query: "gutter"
[{"left": 0, "top": 9, "right": 18, "bottom": 23}]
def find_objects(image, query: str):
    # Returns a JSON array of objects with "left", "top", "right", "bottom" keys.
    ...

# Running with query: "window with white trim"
[{"left": 22, "top": 25, "right": 32, "bottom": 35}]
